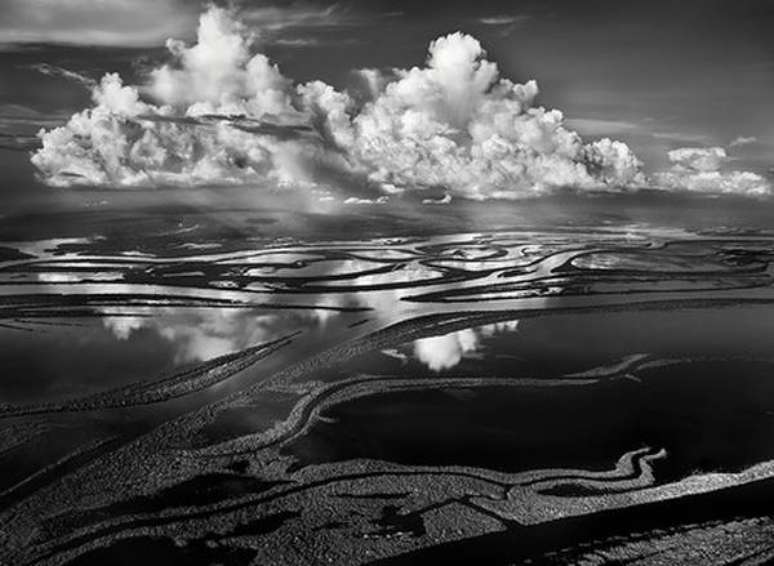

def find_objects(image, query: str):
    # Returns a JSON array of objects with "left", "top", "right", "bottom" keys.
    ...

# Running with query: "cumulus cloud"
[
  {"left": 148, "top": 8, "right": 293, "bottom": 116},
  {"left": 30, "top": 6, "right": 767, "bottom": 199},
  {"left": 330, "top": 32, "right": 647, "bottom": 199},
  {"left": 31, "top": 9, "right": 333, "bottom": 189},
  {"left": 667, "top": 147, "right": 727, "bottom": 172},
  {"left": 31, "top": 8, "right": 351, "bottom": 190},
  {"left": 655, "top": 146, "right": 770, "bottom": 196},
  {"left": 31, "top": 7, "right": 645, "bottom": 198}
]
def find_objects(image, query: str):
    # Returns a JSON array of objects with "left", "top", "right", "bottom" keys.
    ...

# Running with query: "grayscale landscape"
[{"left": 1, "top": 1, "right": 773, "bottom": 564}]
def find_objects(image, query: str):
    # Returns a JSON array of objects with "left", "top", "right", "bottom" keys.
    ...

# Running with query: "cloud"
[
  {"left": 273, "top": 36, "right": 362, "bottom": 48},
  {"left": 30, "top": 8, "right": 358, "bottom": 190},
  {"left": 651, "top": 131, "right": 709, "bottom": 144},
  {"left": 28, "top": 63, "right": 96, "bottom": 89},
  {"left": 729, "top": 135, "right": 758, "bottom": 148},
  {"left": 240, "top": 2, "right": 391, "bottom": 49},
  {"left": 343, "top": 196, "right": 388, "bottom": 204},
  {"left": 147, "top": 8, "right": 293, "bottom": 116},
  {"left": 667, "top": 147, "right": 727, "bottom": 172},
  {"left": 476, "top": 15, "right": 529, "bottom": 37},
  {"left": 29, "top": 6, "right": 768, "bottom": 199},
  {"left": 298, "top": 31, "right": 646, "bottom": 199},
  {"left": 655, "top": 146, "right": 770, "bottom": 196},
  {"left": 30, "top": 73, "right": 332, "bottom": 188},
  {"left": 241, "top": 3, "right": 358, "bottom": 31},
  {"left": 478, "top": 16, "right": 528, "bottom": 26},
  {"left": 272, "top": 37, "right": 322, "bottom": 48},
  {"left": 31, "top": 7, "right": 647, "bottom": 198},
  {"left": 657, "top": 169, "right": 770, "bottom": 196},
  {"left": 0, "top": 0, "right": 197, "bottom": 47},
  {"left": 565, "top": 118, "right": 640, "bottom": 136}
]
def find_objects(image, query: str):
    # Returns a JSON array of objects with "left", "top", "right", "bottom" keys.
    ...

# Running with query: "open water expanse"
[{"left": 2, "top": 194, "right": 774, "bottom": 564}]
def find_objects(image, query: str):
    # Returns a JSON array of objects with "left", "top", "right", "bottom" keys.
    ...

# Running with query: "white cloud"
[
  {"left": 28, "top": 63, "right": 96, "bottom": 89},
  {"left": 30, "top": 8, "right": 351, "bottom": 190},
  {"left": 655, "top": 146, "right": 770, "bottom": 196},
  {"left": 29, "top": 6, "right": 769, "bottom": 200},
  {"left": 729, "top": 135, "right": 758, "bottom": 148},
  {"left": 656, "top": 169, "right": 770, "bottom": 196},
  {"left": 0, "top": 0, "right": 196, "bottom": 47},
  {"left": 478, "top": 16, "right": 526, "bottom": 26},
  {"left": 241, "top": 3, "right": 355, "bottom": 31},
  {"left": 583, "top": 138, "right": 645, "bottom": 187},
  {"left": 148, "top": 7, "right": 292, "bottom": 116},
  {"left": 667, "top": 146, "right": 727, "bottom": 172},
  {"left": 272, "top": 37, "right": 322, "bottom": 48},
  {"left": 30, "top": 20, "right": 326, "bottom": 190},
  {"left": 309, "top": 31, "right": 646, "bottom": 199},
  {"left": 31, "top": 7, "right": 647, "bottom": 198},
  {"left": 344, "top": 196, "right": 388, "bottom": 204},
  {"left": 565, "top": 118, "right": 640, "bottom": 136}
]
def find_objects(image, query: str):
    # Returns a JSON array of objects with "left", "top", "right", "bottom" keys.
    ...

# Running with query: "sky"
[{"left": 0, "top": 0, "right": 772, "bottom": 206}]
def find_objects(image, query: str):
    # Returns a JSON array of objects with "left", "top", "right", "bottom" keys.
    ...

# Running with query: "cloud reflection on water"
[
  {"left": 413, "top": 319, "right": 520, "bottom": 372},
  {"left": 101, "top": 307, "right": 291, "bottom": 364}
]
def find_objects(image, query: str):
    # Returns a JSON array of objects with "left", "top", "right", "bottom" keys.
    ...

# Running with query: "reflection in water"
[
  {"left": 413, "top": 320, "right": 520, "bottom": 371},
  {"left": 3, "top": 225, "right": 774, "bottom": 565},
  {"left": 101, "top": 308, "right": 304, "bottom": 364},
  {"left": 414, "top": 329, "right": 479, "bottom": 372}
]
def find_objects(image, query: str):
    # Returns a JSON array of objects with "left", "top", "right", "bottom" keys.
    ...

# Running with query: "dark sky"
[{"left": 0, "top": 0, "right": 772, "bottom": 202}]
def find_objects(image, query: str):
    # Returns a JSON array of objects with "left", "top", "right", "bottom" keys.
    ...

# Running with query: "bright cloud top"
[
  {"left": 30, "top": 6, "right": 769, "bottom": 199},
  {"left": 655, "top": 146, "right": 770, "bottom": 197}
]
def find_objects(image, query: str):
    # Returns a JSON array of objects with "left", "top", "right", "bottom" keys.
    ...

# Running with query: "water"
[{"left": 2, "top": 194, "right": 774, "bottom": 564}]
